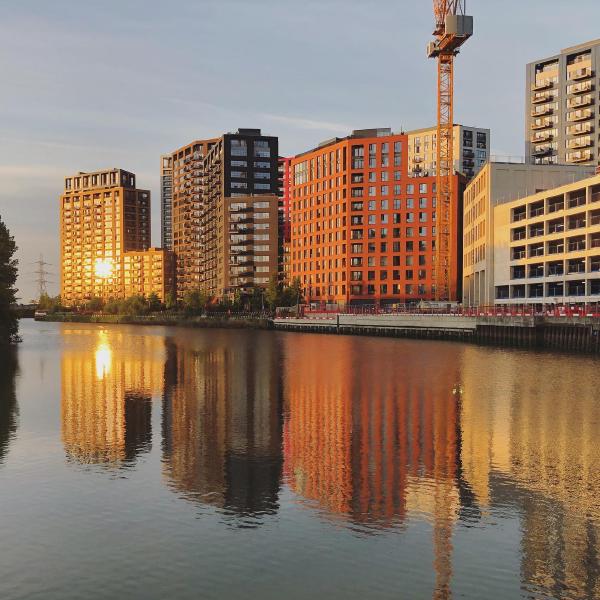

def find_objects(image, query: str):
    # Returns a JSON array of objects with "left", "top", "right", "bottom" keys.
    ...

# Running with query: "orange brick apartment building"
[{"left": 290, "top": 129, "right": 464, "bottom": 305}]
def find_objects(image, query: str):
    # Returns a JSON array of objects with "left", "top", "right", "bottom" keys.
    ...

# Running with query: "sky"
[{"left": 1, "top": 0, "right": 599, "bottom": 301}]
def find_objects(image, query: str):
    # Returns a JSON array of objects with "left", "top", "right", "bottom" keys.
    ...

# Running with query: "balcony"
[
  {"left": 547, "top": 262, "right": 564, "bottom": 276},
  {"left": 569, "top": 67, "right": 593, "bottom": 80},
  {"left": 532, "top": 92, "right": 553, "bottom": 104},
  {"left": 531, "top": 119, "right": 552, "bottom": 131},
  {"left": 532, "top": 145, "right": 554, "bottom": 157},
  {"left": 531, "top": 79, "right": 553, "bottom": 91},
  {"left": 568, "top": 80, "right": 593, "bottom": 95},
  {"left": 512, "top": 228, "right": 526, "bottom": 241},
  {"left": 567, "top": 237, "right": 586, "bottom": 252},
  {"left": 548, "top": 219, "right": 565, "bottom": 234},
  {"left": 567, "top": 122, "right": 593, "bottom": 136},
  {"left": 511, "top": 266, "right": 526, "bottom": 280},
  {"left": 547, "top": 242, "right": 564, "bottom": 255},
  {"left": 529, "top": 244, "right": 544, "bottom": 258},
  {"left": 567, "top": 95, "right": 593, "bottom": 109},
  {"left": 567, "top": 150, "right": 593, "bottom": 163},
  {"left": 529, "top": 202, "right": 544, "bottom": 218},
  {"left": 531, "top": 132, "right": 553, "bottom": 143},
  {"left": 567, "top": 214, "right": 586, "bottom": 230},
  {"left": 529, "top": 264, "right": 544, "bottom": 278},
  {"left": 512, "top": 247, "right": 526, "bottom": 260},
  {"left": 529, "top": 225, "right": 545, "bottom": 237},
  {"left": 568, "top": 259, "right": 586, "bottom": 274},
  {"left": 531, "top": 105, "right": 553, "bottom": 117},
  {"left": 512, "top": 208, "right": 527, "bottom": 222},
  {"left": 548, "top": 198, "right": 565, "bottom": 213},
  {"left": 568, "top": 135, "right": 593, "bottom": 150},
  {"left": 567, "top": 109, "right": 593, "bottom": 122}
]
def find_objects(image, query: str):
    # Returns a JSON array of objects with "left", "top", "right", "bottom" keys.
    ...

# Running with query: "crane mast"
[{"left": 428, "top": 1, "right": 472, "bottom": 301}]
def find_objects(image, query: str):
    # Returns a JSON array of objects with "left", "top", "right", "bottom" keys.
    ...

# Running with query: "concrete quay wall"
[{"left": 273, "top": 314, "right": 600, "bottom": 353}]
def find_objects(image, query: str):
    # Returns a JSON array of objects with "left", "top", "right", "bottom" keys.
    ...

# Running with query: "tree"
[
  {"left": 165, "top": 290, "right": 177, "bottom": 311},
  {"left": 264, "top": 275, "right": 281, "bottom": 309},
  {"left": 148, "top": 292, "right": 162, "bottom": 312},
  {"left": 38, "top": 293, "right": 63, "bottom": 313},
  {"left": 0, "top": 218, "right": 19, "bottom": 344},
  {"left": 119, "top": 295, "right": 148, "bottom": 316},
  {"left": 86, "top": 297, "right": 104, "bottom": 312},
  {"left": 182, "top": 289, "right": 210, "bottom": 314}
]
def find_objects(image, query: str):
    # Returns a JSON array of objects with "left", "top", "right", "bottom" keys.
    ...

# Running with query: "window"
[
  {"left": 231, "top": 182, "right": 247, "bottom": 189},
  {"left": 381, "top": 185, "right": 389, "bottom": 196},
  {"left": 254, "top": 140, "right": 271, "bottom": 157},
  {"left": 368, "top": 172, "right": 376, "bottom": 182},
  {"left": 232, "top": 160, "right": 247, "bottom": 167},
  {"left": 368, "top": 200, "right": 376, "bottom": 211},
  {"left": 393, "top": 199, "right": 401, "bottom": 209},
  {"left": 369, "top": 186, "right": 376, "bottom": 197},
  {"left": 254, "top": 183, "right": 271, "bottom": 190},
  {"left": 419, "top": 212, "right": 427, "bottom": 222},
  {"left": 419, "top": 183, "right": 427, "bottom": 194},
  {"left": 231, "top": 139, "right": 247, "bottom": 156},
  {"left": 476, "top": 131, "right": 487, "bottom": 149},
  {"left": 254, "top": 161, "right": 270, "bottom": 169},
  {"left": 419, "top": 198, "right": 428, "bottom": 208},
  {"left": 406, "top": 198, "right": 414, "bottom": 209},
  {"left": 407, "top": 184, "right": 414, "bottom": 194},
  {"left": 381, "top": 200, "right": 388, "bottom": 210},
  {"left": 394, "top": 171, "right": 401, "bottom": 180},
  {"left": 255, "top": 172, "right": 271, "bottom": 179}
]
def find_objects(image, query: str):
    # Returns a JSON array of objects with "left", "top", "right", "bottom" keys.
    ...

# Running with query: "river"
[{"left": 0, "top": 319, "right": 598, "bottom": 599}]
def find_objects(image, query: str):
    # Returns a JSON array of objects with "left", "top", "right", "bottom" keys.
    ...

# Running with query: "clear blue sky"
[{"left": 1, "top": 0, "right": 598, "bottom": 300}]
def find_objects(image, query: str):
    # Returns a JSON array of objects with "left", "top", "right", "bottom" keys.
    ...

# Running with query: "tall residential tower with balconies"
[
  {"left": 200, "top": 129, "right": 280, "bottom": 298},
  {"left": 526, "top": 39, "right": 600, "bottom": 167}
]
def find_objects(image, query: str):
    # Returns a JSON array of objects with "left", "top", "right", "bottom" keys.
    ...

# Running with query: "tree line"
[{"left": 38, "top": 276, "right": 303, "bottom": 316}]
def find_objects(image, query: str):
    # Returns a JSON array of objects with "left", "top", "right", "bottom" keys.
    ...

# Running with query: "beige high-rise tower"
[{"left": 60, "top": 168, "right": 174, "bottom": 306}]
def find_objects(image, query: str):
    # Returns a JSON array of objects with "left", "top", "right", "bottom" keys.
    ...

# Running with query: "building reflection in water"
[
  {"left": 282, "top": 335, "right": 600, "bottom": 600},
  {"left": 0, "top": 348, "right": 19, "bottom": 466},
  {"left": 459, "top": 347, "right": 600, "bottom": 600},
  {"left": 57, "top": 325, "right": 599, "bottom": 597},
  {"left": 61, "top": 328, "right": 165, "bottom": 467},
  {"left": 161, "top": 330, "right": 283, "bottom": 522}
]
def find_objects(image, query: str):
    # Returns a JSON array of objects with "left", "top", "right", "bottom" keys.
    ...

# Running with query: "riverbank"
[
  {"left": 35, "top": 311, "right": 600, "bottom": 353},
  {"left": 36, "top": 312, "right": 273, "bottom": 330},
  {"left": 273, "top": 313, "right": 600, "bottom": 354}
]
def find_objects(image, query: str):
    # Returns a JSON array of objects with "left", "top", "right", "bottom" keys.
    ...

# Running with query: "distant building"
[
  {"left": 462, "top": 161, "right": 595, "bottom": 306},
  {"left": 167, "top": 139, "right": 218, "bottom": 299},
  {"left": 60, "top": 168, "right": 174, "bottom": 306},
  {"left": 278, "top": 157, "right": 292, "bottom": 281},
  {"left": 493, "top": 173, "right": 600, "bottom": 305},
  {"left": 160, "top": 155, "right": 174, "bottom": 250},
  {"left": 406, "top": 124, "right": 490, "bottom": 179},
  {"left": 290, "top": 128, "right": 465, "bottom": 305},
  {"left": 201, "top": 129, "right": 280, "bottom": 298},
  {"left": 526, "top": 39, "right": 600, "bottom": 167},
  {"left": 123, "top": 247, "right": 175, "bottom": 302}
]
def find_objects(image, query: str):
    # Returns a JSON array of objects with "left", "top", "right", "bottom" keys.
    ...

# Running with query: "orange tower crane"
[{"left": 428, "top": 1, "right": 473, "bottom": 301}]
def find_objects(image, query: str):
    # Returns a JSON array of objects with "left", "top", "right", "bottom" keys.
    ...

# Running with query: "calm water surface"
[{"left": 0, "top": 320, "right": 598, "bottom": 599}]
